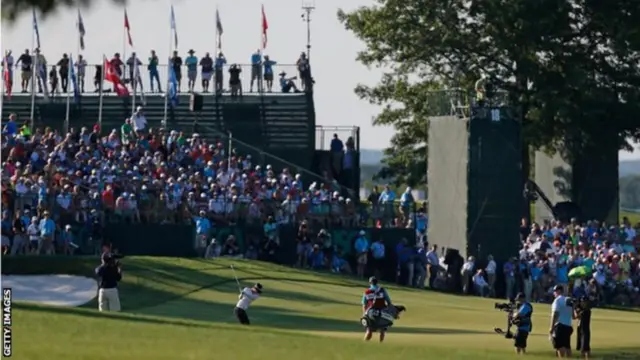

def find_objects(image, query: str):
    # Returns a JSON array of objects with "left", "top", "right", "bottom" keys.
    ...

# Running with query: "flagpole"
[
  {"left": 30, "top": 15, "right": 37, "bottom": 129},
  {"left": 123, "top": 10, "right": 127, "bottom": 85},
  {"left": 65, "top": 53, "right": 71, "bottom": 132},
  {"left": 98, "top": 55, "right": 104, "bottom": 130},
  {"left": 132, "top": 53, "right": 137, "bottom": 117},
  {"left": 163, "top": 5, "right": 173, "bottom": 129}
]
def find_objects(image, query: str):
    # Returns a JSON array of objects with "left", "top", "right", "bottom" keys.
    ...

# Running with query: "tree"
[
  {"left": 338, "top": 0, "right": 640, "bottom": 188},
  {"left": 2, "top": 0, "right": 126, "bottom": 21}
]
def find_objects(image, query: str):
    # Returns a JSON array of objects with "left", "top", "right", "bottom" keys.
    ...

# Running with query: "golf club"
[{"left": 230, "top": 264, "right": 242, "bottom": 293}]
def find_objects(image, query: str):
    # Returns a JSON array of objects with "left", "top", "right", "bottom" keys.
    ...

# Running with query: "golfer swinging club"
[
  {"left": 362, "top": 276, "right": 393, "bottom": 342},
  {"left": 234, "top": 283, "right": 263, "bottom": 325}
]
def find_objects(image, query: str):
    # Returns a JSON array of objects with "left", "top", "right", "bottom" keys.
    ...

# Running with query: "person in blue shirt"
[
  {"left": 2, "top": 114, "right": 17, "bottom": 135},
  {"left": 214, "top": 52, "right": 227, "bottom": 93},
  {"left": 278, "top": 71, "right": 299, "bottom": 93},
  {"left": 511, "top": 292, "right": 533, "bottom": 354},
  {"left": 184, "top": 49, "right": 198, "bottom": 92},
  {"left": 370, "top": 238, "right": 385, "bottom": 278},
  {"left": 38, "top": 211, "right": 56, "bottom": 255},
  {"left": 354, "top": 231, "right": 369, "bottom": 278},
  {"left": 262, "top": 55, "right": 276, "bottom": 92},
  {"left": 307, "top": 244, "right": 325, "bottom": 269},
  {"left": 250, "top": 50, "right": 262, "bottom": 92},
  {"left": 194, "top": 211, "right": 211, "bottom": 254},
  {"left": 148, "top": 50, "right": 162, "bottom": 93}
]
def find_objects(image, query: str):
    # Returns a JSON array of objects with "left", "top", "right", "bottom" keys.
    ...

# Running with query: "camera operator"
[
  {"left": 573, "top": 296, "right": 592, "bottom": 359},
  {"left": 95, "top": 251, "right": 123, "bottom": 312},
  {"left": 550, "top": 285, "right": 573, "bottom": 358},
  {"left": 512, "top": 292, "right": 533, "bottom": 354}
]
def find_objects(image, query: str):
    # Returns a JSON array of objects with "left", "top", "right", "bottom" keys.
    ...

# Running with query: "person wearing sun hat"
[{"left": 185, "top": 49, "right": 198, "bottom": 92}]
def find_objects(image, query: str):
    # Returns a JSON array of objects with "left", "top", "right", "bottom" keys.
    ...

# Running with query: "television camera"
[{"left": 493, "top": 302, "right": 519, "bottom": 339}]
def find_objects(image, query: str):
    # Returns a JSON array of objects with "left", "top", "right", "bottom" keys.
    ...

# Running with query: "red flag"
[
  {"left": 2, "top": 55, "right": 10, "bottom": 99},
  {"left": 124, "top": 10, "right": 133, "bottom": 47},
  {"left": 261, "top": 5, "right": 268, "bottom": 49},
  {"left": 104, "top": 57, "right": 129, "bottom": 96}
]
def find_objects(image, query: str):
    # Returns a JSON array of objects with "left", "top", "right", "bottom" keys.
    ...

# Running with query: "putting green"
[{"left": 8, "top": 257, "right": 640, "bottom": 360}]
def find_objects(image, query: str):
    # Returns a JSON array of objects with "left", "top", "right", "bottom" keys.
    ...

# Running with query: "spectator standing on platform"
[
  {"left": 296, "top": 52, "right": 311, "bottom": 91},
  {"left": 200, "top": 52, "right": 213, "bottom": 93},
  {"left": 16, "top": 49, "right": 32, "bottom": 93},
  {"left": 75, "top": 55, "right": 87, "bottom": 92},
  {"left": 148, "top": 50, "right": 162, "bottom": 93},
  {"left": 34, "top": 49, "right": 47, "bottom": 93},
  {"left": 185, "top": 49, "right": 198, "bottom": 92},
  {"left": 263, "top": 55, "right": 276, "bottom": 92},
  {"left": 48, "top": 66, "right": 58, "bottom": 94},
  {"left": 126, "top": 53, "right": 142, "bottom": 93},
  {"left": 250, "top": 49, "right": 262, "bottom": 92},
  {"left": 57, "top": 53, "right": 70, "bottom": 92},
  {"left": 171, "top": 50, "right": 183, "bottom": 92},
  {"left": 330, "top": 133, "right": 344, "bottom": 179},
  {"left": 229, "top": 64, "right": 242, "bottom": 97},
  {"left": 214, "top": 52, "right": 226, "bottom": 94}
]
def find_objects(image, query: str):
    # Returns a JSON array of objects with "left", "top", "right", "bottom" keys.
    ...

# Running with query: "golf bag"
[{"left": 360, "top": 305, "right": 407, "bottom": 330}]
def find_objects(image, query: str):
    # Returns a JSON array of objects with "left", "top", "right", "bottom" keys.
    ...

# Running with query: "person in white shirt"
[
  {"left": 235, "top": 283, "right": 263, "bottom": 325},
  {"left": 472, "top": 269, "right": 489, "bottom": 297},
  {"left": 132, "top": 106, "right": 147, "bottom": 135},
  {"left": 550, "top": 285, "right": 574, "bottom": 358},
  {"left": 485, "top": 255, "right": 497, "bottom": 297},
  {"left": 461, "top": 256, "right": 475, "bottom": 294}
]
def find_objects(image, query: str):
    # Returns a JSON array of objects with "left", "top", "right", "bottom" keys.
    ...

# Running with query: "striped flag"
[
  {"left": 33, "top": 9, "right": 41, "bottom": 49},
  {"left": 216, "top": 9, "right": 223, "bottom": 50},
  {"left": 69, "top": 55, "right": 80, "bottom": 103},
  {"left": 124, "top": 10, "right": 133, "bottom": 47},
  {"left": 170, "top": 5, "right": 178, "bottom": 49},
  {"left": 77, "top": 9, "right": 86, "bottom": 50},
  {"left": 168, "top": 58, "right": 179, "bottom": 108},
  {"left": 261, "top": 5, "right": 268, "bottom": 49}
]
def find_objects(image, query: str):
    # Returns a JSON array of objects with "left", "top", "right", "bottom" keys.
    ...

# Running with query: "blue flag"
[
  {"left": 69, "top": 55, "right": 80, "bottom": 103},
  {"left": 32, "top": 9, "right": 41, "bottom": 49},
  {"left": 168, "top": 59, "right": 179, "bottom": 108}
]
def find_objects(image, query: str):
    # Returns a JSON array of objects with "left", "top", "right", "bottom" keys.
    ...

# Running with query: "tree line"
[{"left": 338, "top": 0, "right": 640, "bottom": 188}]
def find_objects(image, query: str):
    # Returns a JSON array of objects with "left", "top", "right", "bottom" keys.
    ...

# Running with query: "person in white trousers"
[{"left": 95, "top": 252, "right": 122, "bottom": 312}]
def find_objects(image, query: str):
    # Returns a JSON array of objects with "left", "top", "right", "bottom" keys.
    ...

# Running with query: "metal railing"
[
  {"left": 2, "top": 63, "right": 306, "bottom": 96},
  {"left": 315, "top": 126, "right": 359, "bottom": 151}
]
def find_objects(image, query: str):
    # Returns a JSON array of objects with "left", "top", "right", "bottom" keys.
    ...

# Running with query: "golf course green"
[{"left": 6, "top": 257, "right": 640, "bottom": 360}]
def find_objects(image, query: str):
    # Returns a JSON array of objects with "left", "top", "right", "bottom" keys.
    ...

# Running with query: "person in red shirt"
[{"left": 102, "top": 185, "right": 115, "bottom": 218}]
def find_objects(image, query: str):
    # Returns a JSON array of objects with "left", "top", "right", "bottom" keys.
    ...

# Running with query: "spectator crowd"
[
  {"left": 1, "top": 111, "right": 419, "bottom": 260},
  {"left": 2, "top": 48, "right": 313, "bottom": 96},
  {"left": 455, "top": 217, "right": 640, "bottom": 307}
]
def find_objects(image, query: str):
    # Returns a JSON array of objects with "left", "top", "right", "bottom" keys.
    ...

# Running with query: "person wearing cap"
[
  {"left": 278, "top": 71, "right": 299, "bottom": 93},
  {"left": 354, "top": 230, "right": 370, "bottom": 278},
  {"left": 185, "top": 49, "right": 198, "bottom": 92},
  {"left": 362, "top": 276, "right": 393, "bottom": 342},
  {"left": 511, "top": 292, "right": 533, "bottom": 354},
  {"left": 550, "top": 284, "right": 574, "bottom": 358},
  {"left": 235, "top": 283, "right": 263, "bottom": 325},
  {"left": 95, "top": 251, "right": 123, "bottom": 312},
  {"left": 38, "top": 211, "right": 56, "bottom": 255}
]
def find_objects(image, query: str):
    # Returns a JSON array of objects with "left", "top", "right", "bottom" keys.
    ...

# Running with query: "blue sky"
[{"left": 2, "top": 0, "right": 638, "bottom": 159}]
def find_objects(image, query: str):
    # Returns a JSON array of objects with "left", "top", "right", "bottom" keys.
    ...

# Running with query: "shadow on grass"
[{"left": 528, "top": 347, "right": 640, "bottom": 359}]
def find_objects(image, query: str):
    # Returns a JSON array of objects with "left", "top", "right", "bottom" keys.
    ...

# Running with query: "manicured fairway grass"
[{"left": 7, "top": 257, "right": 640, "bottom": 360}]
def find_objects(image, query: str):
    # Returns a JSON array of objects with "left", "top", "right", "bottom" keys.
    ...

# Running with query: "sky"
[{"left": 1, "top": 0, "right": 638, "bottom": 160}]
